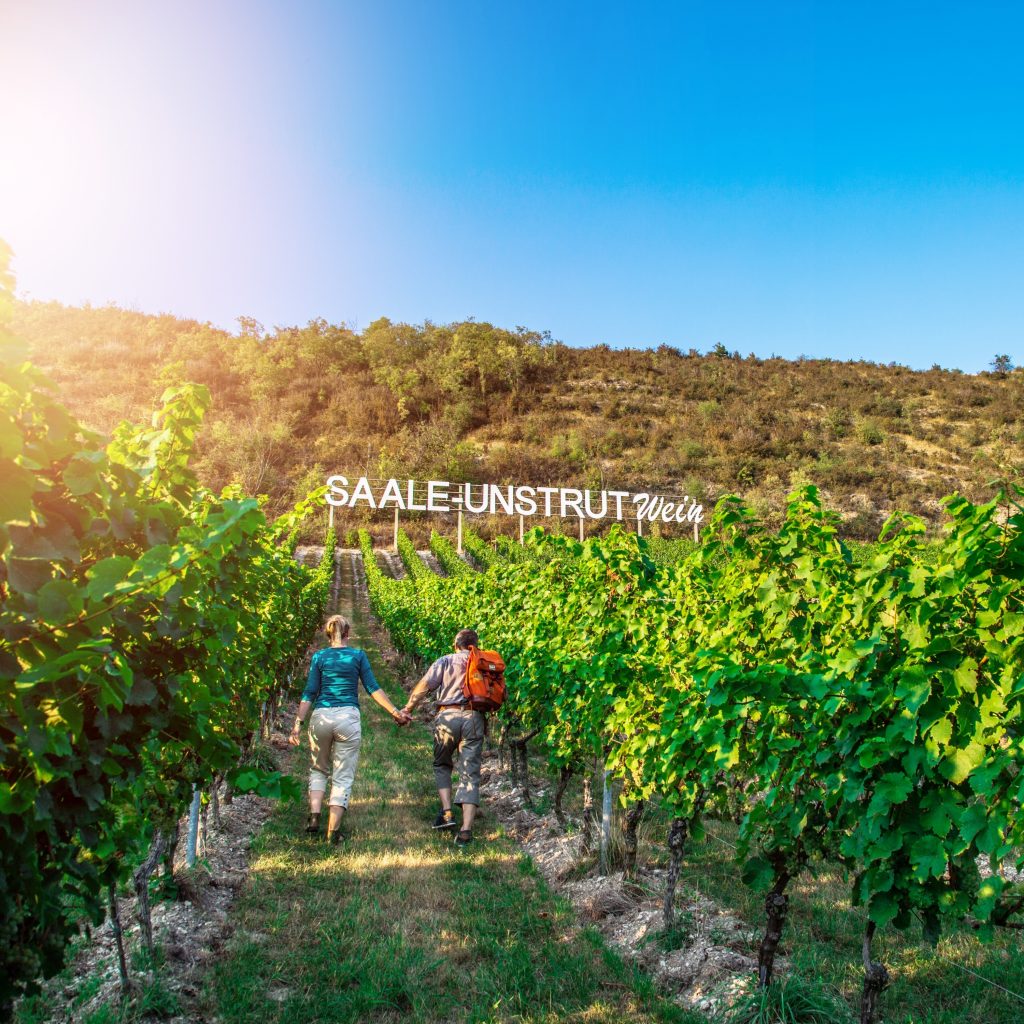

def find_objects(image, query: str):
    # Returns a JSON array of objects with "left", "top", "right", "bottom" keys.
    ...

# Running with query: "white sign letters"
[{"left": 325, "top": 476, "right": 704, "bottom": 525}]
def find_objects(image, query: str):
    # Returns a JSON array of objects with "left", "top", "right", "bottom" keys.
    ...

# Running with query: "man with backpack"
[{"left": 401, "top": 628, "right": 504, "bottom": 847}]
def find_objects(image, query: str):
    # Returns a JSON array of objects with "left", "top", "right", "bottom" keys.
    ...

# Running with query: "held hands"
[
  {"left": 392, "top": 708, "right": 413, "bottom": 727},
  {"left": 289, "top": 721, "right": 302, "bottom": 747}
]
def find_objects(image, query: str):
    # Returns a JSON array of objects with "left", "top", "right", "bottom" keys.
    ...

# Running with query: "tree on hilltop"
[{"left": 990, "top": 353, "right": 1014, "bottom": 376}]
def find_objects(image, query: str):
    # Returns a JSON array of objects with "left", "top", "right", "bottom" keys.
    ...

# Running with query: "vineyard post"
[
  {"left": 457, "top": 510, "right": 463, "bottom": 553},
  {"left": 599, "top": 770, "right": 612, "bottom": 874},
  {"left": 582, "top": 764, "right": 596, "bottom": 848},
  {"left": 199, "top": 793, "right": 210, "bottom": 860},
  {"left": 185, "top": 787, "right": 201, "bottom": 867}
]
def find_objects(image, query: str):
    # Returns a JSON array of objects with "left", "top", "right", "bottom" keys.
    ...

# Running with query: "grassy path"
[{"left": 205, "top": 553, "right": 700, "bottom": 1024}]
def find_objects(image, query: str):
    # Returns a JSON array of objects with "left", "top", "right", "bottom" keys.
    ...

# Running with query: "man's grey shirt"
[{"left": 423, "top": 650, "right": 471, "bottom": 706}]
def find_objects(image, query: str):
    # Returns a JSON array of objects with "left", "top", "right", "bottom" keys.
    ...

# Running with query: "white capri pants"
[{"left": 308, "top": 706, "right": 362, "bottom": 808}]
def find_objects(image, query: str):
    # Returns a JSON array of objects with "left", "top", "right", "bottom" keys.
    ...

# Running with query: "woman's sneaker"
[
  {"left": 433, "top": 808, "right": 457, "bottom": 830},
  {"left": 455, "top": 829, "right": 473, "bottom": 847}
]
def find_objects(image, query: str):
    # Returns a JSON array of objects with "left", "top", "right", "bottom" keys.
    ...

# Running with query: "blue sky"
[{"left": 1, "top": 1, "right": 1022, "bottom": 371}]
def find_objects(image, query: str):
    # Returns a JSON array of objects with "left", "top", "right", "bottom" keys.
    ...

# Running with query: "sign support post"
[
  {"left": 457, "top": 510, "right": 463, "bottom": 554},
  {"left": 393, "top": 507, "right": 399, "bottom": 552},
  {"left": 579, "top": 516, "right": 584, "bottom": 542},
  {"left": 519, "top": 515, "right": 525, "bottom": 545},
  {"left": 637, "top": 517, "right": 642, "bottom": 538}
]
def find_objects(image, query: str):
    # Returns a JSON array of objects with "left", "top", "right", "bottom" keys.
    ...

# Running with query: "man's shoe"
[
  {"left": 327, "top": 828, "right": 346, "bottom": 846},
  {"left": 433, "top": 809, "right": 457, "bottom": 830},
  {"left": 455, "top": 829, "right": 473, "bottom": 847},
  {"left": 304, "top": 812, "right": 321, "bottom": 835}
]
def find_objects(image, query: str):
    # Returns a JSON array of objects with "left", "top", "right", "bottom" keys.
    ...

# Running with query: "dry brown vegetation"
[{"left": 15, "top": 300, "right": 1023, "bottom": 538}]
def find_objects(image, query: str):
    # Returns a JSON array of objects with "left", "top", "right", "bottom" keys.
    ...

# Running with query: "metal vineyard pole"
[
  {"left": 185, "top": 787, "right": 202, "bottom": 867},
  {"left": 599, "top": 770, "right": 613, "bottom": 874}
]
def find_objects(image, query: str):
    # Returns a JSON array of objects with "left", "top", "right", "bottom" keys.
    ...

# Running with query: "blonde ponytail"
[{"left": 324, "top": 614, "right": 351, "bottom": 644}]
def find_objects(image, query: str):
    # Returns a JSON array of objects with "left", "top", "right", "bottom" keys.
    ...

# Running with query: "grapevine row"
[
  {"left": 0, "top": 247, "right": 332, "bottom": 1016},
  {"left": 462, "top": 527, "right": 500, "bottom": 570},
  {"left": 359, "top": 489, "right": 1024, "bottom": 1020},
  {"left": 429, "top": 530, "right": 474, "bottom": 577}
]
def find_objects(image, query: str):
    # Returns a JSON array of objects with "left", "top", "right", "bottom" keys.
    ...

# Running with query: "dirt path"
[
  {"left": 416, "top": 550, "right": 447, "bottom": 577},
  {"left": 377, "top": 548, "right": 406, "bottom": 579},
  {"left": 201, "top": 553, "right": 698, "bottom": 1024},
  {"left": 346, "top": 549, "right": 761, "bottom": 1013},
  {"left": 342, "top": 551, "right": 762, "bottom": 1017}
]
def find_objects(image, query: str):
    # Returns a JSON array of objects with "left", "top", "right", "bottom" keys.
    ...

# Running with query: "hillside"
[{"left": 14, "top": 299, "right": 1024, "bottom": 537}]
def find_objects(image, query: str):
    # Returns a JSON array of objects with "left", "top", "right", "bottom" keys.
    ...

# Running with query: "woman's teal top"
[{"left": 302, "top": 647, "right": 379, "bottom": 709}]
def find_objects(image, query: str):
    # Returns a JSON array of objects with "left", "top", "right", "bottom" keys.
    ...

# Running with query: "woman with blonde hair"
[{"left": 289, "top": 614, "right": 409, "bottom": 842}]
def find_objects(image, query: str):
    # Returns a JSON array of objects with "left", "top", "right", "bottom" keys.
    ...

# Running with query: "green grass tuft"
[{"left": 724, "top": 976, "right": 854, "bottom": 1024}]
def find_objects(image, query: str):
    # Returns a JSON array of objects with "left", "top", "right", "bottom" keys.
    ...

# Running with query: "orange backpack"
[{"left": 462, "top": 646, "right": 506, "bottom": 712}]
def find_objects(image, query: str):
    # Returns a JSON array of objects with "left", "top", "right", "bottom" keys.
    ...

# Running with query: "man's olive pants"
[{"left": 433, "top": 708, "right": 485, "bottom": 806}]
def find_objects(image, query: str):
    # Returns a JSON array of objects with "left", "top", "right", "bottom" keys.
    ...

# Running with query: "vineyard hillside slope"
[{"left": 14, "top": 300, "right": 1024, "bottom": 536}]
